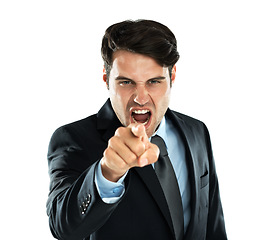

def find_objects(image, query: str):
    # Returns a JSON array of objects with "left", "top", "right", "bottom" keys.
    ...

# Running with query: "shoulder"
[
  {"left": 168, "top": 109, "right": 206, "bottom": 130},
  {"left": 51, "top": 99, "right": 114, "bottom": 139},
  {"left": 170, "top": 110, "right": 201, "bottom": 122},
  {"left": 48, "top": 114, "right": 98, "bottom": 153},
  {"left": 52, "top": 114, "right": 97, "bottom": 138},
  {"left": 166, "top": 109, "right": 211, "bottom": 143}
]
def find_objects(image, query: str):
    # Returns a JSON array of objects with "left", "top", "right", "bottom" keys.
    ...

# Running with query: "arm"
[
  {"left": 204, "top": 124, "right": 227, "bottom": 240},
  {"left": 47, "top": 127, "right": 123, "bottom": 240},
  {"left": 94, "top": 160, "right": 127, "bottom": 203},
  {"left": 47, "top": 124, "right": 159, "bottom": 239}
]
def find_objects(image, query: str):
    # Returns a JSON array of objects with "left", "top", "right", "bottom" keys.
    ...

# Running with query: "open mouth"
[{"left": 131, "top": 109, "right": 151, "bottom": 126}]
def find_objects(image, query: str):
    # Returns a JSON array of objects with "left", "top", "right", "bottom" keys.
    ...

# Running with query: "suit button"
[
  {"left": 80, "top": 206, "right": 85, "bottom": 215},
  {"left": 80, "top": 194, "right": 91, "bottom": 215}
]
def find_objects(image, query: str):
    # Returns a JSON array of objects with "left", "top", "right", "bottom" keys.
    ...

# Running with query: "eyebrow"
[
  {"left": 115, "top": 76, "right": 166, "bottom": 81},
  {"left": 115, "top": 76, "right": 132, "bottom": 81}
]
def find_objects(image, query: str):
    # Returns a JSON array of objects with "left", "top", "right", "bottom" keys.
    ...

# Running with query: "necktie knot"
[{"left": 151, "top": 135, "right": 168, "bottom": 157}]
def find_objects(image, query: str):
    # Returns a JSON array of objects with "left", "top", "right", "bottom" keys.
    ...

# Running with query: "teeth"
[
  {"left": 133, "top": 109, "right": 149, "bottom": 114},
  {"left": 132, "top": 109, "right": 150, "bottom": 125}
]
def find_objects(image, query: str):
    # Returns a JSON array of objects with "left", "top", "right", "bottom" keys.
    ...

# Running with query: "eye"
[
  {"left": 119, "top": 80, "right": 132, "bottom": 86},
  {"left": 148, "top": 79, "right": 162, "bottom": 85},
  {"left": 149, "top": 80, "right": 160, "bottom": 84}
]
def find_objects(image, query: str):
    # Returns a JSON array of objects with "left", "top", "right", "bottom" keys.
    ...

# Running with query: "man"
[{"left": 47, "top": 20, "right": 227, "bottom": 240}]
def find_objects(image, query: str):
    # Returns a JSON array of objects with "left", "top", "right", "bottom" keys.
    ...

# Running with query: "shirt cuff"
[{"left": 95, "top": 159, "right": 128, "bottom": 204}]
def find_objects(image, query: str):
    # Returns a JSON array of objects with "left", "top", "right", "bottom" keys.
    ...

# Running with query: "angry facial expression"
[{"left": 104, "top": 50, "right": 175, "bottom": 138}]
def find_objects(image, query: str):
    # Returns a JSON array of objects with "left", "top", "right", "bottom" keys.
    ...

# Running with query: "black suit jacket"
[{"left": 47, "top": 99, "right": 227, "bottom": 240}]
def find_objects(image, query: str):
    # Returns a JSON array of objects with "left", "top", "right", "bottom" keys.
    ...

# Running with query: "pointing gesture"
[{"left": 101, "top": 124, "right": 160, "bottom": 182}]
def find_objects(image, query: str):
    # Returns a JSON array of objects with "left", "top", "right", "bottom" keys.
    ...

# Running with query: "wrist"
[{"left": 101, "top": 159, "right": 126, "bottom": 182}]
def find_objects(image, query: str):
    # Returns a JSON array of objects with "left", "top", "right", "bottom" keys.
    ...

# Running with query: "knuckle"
[
  {"left": 146, "top": 147, "right": 159, "bottom": 164},
  {"left": 103, "top": 148, "right": 111, "bottom": 158},
  {"left": 115, "top": 126, "right": 127, "bottom": 136},
  {"left": 108, "top": 136, "right": 119, "bottom": 148},
  {"left": 133, "top": 142, "right": 145, "bottom": 156},
  {"left": 127, "top": 153, "right": 137, "bottom": 163},
  {"left": 116, "top": 159, "right": 127, "bottom": 170},
  {"left": 104, "top": 149, "right": 126, "bottom": 170},
  {"left": 103, "top": 148, "right": 108, "bottom": 156},
  {"left": 152, "top": 144, "right": 160, "bottom": 155},
  {"left": 107, "top": 138, "right": 112, "bottom": 147}
]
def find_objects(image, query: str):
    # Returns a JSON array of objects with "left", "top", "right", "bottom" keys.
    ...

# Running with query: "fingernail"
[
  {"left": 140, "top": 158, "right": 148, "bottom": 167},
  {"left": 134, "top": 125, "right": 140, "bottom": 132},
  {"left": 132, "top": 125, "right": 139, "bottom": 134}
]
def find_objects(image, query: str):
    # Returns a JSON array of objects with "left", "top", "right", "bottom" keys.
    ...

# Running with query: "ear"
[
  {"left": 171, "top": 65, "right": 176, "bottom": 84},
  {"left": 103, "top": 66, "right": 109, "bottom": 89}
]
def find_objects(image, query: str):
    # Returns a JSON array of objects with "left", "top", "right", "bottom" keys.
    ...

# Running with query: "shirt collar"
[{"left": 151, "top": 117, "right": 168, "bottom": 149}]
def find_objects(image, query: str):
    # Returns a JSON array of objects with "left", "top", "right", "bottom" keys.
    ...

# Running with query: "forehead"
[{"left": 111, "top": 50, "right": 168, "bottom": 79}]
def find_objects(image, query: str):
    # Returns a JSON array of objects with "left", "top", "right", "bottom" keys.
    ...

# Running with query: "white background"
[{"left": 1, "top": 0, "right": 274, "bottom": 239}]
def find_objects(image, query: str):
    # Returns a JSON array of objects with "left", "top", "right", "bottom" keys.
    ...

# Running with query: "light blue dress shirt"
[{"left": 95, "top": 116, "right": 191, "bottom": 233}]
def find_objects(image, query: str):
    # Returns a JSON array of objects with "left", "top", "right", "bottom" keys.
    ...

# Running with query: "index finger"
[
  {"left": 130, "top": 124, "right": 149, "bottom": 149},
  {"left": 130, "top": 124, "right": 146, "bottom": 138}
]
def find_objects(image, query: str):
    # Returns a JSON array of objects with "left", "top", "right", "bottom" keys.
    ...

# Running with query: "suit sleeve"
[
  {"left": 46, "top": 126, "right": 123, "bottom": 240},
  {"left": 203, "top": 124, "right": 227, "bottom": 240}
]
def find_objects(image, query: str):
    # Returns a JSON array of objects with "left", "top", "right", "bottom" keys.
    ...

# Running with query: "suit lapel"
[
  {"left": 97, "top": 99, "right": 123, "bottom": 141},
  {"left": 166, "top": 109, "right": 200, "bottom": 237}
]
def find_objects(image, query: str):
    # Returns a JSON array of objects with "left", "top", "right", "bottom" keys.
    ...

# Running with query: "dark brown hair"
[{"left": 101, "top": 19, "right": 180, "bottom": 83}]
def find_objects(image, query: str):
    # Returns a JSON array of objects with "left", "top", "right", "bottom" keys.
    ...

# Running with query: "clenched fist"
[{"left": 101, "top": 124, "right": 159, "bottom": 182}]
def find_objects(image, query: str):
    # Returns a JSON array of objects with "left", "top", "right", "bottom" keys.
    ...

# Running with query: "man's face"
[{"left": 104, "top": 50, "right": 175, "bottom": 138}]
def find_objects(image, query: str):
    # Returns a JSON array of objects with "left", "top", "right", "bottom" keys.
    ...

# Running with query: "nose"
[{"left": 134, "top": 85, "right": 149, "bottom": 106}]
